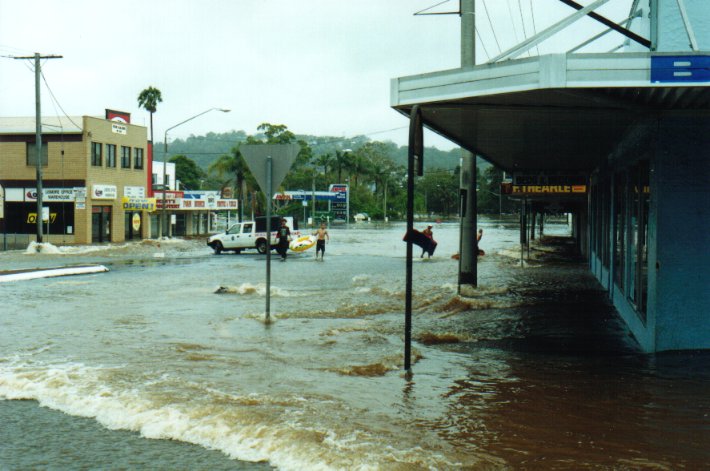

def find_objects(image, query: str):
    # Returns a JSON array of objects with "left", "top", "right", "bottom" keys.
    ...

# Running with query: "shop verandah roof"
[{"left": 391, "top": 52, "right": 710, "bottom": 173}]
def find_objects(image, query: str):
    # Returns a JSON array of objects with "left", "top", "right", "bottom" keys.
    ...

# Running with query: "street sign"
[
  {"left": 239, "top": 143, "right": 301, "bottom": 323},
  {"left": 240, "top": 143, "right": 301, "bottom": 193},
  {"left": 651, "top": 55, "right": 710, "bottom": 83}
]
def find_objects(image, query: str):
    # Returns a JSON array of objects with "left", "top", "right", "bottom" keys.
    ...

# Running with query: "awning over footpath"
[{"left": 391, "top": 52, "right": 710, "bottom": 173}]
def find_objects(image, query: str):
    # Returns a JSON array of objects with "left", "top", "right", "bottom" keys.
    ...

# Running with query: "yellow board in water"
[{"left": 290, "top": 235, "right": 316, "bottom": 252}]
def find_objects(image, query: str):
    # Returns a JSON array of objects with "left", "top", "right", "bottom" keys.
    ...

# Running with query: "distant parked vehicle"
[{"left": 207, "top": 216, "right": 299, "bottom": 255}]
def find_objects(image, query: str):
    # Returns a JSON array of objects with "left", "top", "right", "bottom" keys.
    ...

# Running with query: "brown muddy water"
[{"left": 1, "top": 219, "right": 708, "bottom": 470}]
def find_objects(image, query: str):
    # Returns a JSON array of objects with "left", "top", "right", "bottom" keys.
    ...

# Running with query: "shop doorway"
[
  {"left": 92, "top": 206, "right": 112, "bottom": 243},
  {"left": 125, "top": 212, "right": 142, "bottom": 240}
]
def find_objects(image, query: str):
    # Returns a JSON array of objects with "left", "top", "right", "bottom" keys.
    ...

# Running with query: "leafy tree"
[
  {"left": 358, "top": 142, "right": 398, "bottom": 195},
  {"left": 170, "top": 155, "right": 206, "bottom": 190},
  {"left": 137, "top": 86, "right": 162, "bottom": 145},
  {"left": 153, "top": 131, "right": 247, "bottom": 169},
  {"left": 253, "top": 123, "right": 295, "bottom": 144},
  {"left": 477, "top": 165, "right": 515, "bottom": 214},
  {"left": 416, "top": 170, "right": 458, "bottom": 217},
  {"left": 210, "top": 123, "right": 315, "bottom": 219},
  {"left": 246, "top": 122, "right": 312, "bottom": 169}
]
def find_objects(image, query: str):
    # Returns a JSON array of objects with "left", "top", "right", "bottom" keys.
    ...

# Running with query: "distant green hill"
[{"left": 154, "top": 130, "right": 486, "bottom": 173}]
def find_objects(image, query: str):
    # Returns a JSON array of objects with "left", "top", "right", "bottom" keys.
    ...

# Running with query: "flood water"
[{"left": 1, "top": 219, "right": 708, "bottom": 470}]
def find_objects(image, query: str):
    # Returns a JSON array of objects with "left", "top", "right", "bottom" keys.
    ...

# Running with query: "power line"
[
  {"left": 413, "top": 0, "right": 458, "bottom": 16},
  {"left": 40, "top": 70, "right": 82, "bottom": 130},
  {"left": 481, "top": 0, "right": 502, "bottom": 54},
  {"left": 516, "top": 0, "right": 533, "bottom": 57},
  {"left": 529, "top": 0, "right": 541, "bottom": 55},
  {"left": 507, "top": 0, "right": 521, "bottom": 44},
  {"left": 475, "top": 28, "right": 491, "bottom": 60}
]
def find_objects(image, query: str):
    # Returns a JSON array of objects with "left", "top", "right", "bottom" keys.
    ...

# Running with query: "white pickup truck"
[{"left": 207, "top": 216, "right": 299, "bottom": 255}]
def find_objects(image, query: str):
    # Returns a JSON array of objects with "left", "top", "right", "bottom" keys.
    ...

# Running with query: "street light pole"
[{"left": 162, "top": 108, "right": 230, "bottom": 237}]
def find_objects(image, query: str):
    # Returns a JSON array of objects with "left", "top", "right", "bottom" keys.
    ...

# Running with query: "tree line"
[
  {"left": 137, "top": 86, "right": 514, "bottom": 223},
  {"left": 167, "top": 122, "right": 516, "bottom": 222}
]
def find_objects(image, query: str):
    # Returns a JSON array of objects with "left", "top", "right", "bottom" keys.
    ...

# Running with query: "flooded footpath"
[{"left": 1, "top": 219, "right": 708, "bottom": 470}]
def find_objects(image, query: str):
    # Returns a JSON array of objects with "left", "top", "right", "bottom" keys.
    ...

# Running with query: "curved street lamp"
[{"left": 161, "top": 108, "right": 230, "bottom": 237}]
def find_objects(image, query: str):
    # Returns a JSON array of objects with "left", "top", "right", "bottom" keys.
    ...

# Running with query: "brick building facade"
[{"left": 0, "top": 112, "right": 153, "bottom": 245}]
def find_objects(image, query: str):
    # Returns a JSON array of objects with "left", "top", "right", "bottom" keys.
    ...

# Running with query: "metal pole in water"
[
  {"left": 405, "top": 105, "right": 423, "bottom": 375},
  {"left": 458, "top": 0, "right": 478, "bottom": 290},
  {"left": 265, "top": 156, "right": 272, "bottom": 323},
  {"left": 520, "top": 198, "right": 527, "bottom": 268},
  {"left": 404, "top": 125, "right": 415, "bottom": 373}
]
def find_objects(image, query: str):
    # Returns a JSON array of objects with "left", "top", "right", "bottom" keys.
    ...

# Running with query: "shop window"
[
  {"left": 134, "top": 148, "right": 144, "bottom": 169},
  {"left": 121, "top": 146, "right": 131, "bottom": 168},
  {"left": 591, "top": 178, "right": 601, "bottom": 258},
  {"left": 629, "top": 161, "right": 650, "bottom": 319},
  {"left": 614, "top": 171, "right": 627, "bottom": 289},
  {"left": 601, "top": 177, "right": 611, "bottom": 269},
  {"left": 91, "top": 142, "right": 103, "bottom": 166},
  {"left": 3, "top": 202, "right": 74, "bottom": 235}
]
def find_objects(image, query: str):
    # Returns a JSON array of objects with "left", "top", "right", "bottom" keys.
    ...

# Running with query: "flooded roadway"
[{"left": 1, "top": 219, "right": 708, "bottom": 470}]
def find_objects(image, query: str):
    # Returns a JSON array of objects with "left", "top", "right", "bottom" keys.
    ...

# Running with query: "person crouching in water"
[
  {"left": 313, "top": 223, "right": 330, "bottom": 260},
  {"left": 277, "top": 219, "right": 291, "bottom": 261}
]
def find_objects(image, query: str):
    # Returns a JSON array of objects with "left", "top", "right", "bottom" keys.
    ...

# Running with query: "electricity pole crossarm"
[{"left": 14, "top": 53, "right": 63, "bottom": 244}]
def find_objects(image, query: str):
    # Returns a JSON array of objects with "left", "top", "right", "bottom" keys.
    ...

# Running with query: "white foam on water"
[
  {"left": 440, "top": 283, "right": 458, "bottom": 293},
  {"left": 0, "top": 362, "right": 463, "bottom": 470},
  {"left": 215, "top": 283, "right": 298, "bottom": 298},
  {"left": 24, "top": 242, "right": 62, "bottom": 254},
  {"left": 351, "top": 274, "right": 370, "bottom": 286},
  {"left": 21, "top": 239, "right": 191, "bottom": 257},
  {"left": 497, "top": 248, "right": 522, "bottom": 259}
]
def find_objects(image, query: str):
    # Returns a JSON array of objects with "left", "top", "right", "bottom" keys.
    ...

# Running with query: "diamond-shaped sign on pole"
[{"left": 240, "top": 143, "right": 300, "bottom": 194}]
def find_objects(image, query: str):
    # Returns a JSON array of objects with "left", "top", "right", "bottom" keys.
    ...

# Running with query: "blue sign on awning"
[{"left": 651, "top": 55, "right": 710, "bottom": 83}]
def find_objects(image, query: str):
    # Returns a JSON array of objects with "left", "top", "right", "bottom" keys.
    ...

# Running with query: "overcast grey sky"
[{"left": 1, "top": 0, "right": 634, "bottom": 150}]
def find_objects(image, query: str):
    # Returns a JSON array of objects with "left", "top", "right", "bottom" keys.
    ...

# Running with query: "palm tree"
[
  {"left": 333, "top": 150, "right": 350, "bottom": 183},
  {"left": 209, "top": 146, "right": 254, "bottom": 221},
  {"left": 314, "top": 153, "right": 333, "bottom": 176},
  {"left": 348, "top": 149, "right": 373, "bottom": 188},
  {"left": 137, "top": 86, "right": 163, "bottom": 146}
]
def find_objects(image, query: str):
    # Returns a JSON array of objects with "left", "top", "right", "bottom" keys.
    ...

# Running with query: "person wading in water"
[
  {"left": 277, "top": 219, "right": 291, "bottom": 261},
  {"left": 313, "top": 223, "right": 330, "bottom": 260}
]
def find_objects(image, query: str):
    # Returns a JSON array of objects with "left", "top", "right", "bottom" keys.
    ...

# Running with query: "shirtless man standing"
[{"left": 314, "top": 223, "right": 330, "bottom": 260}]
